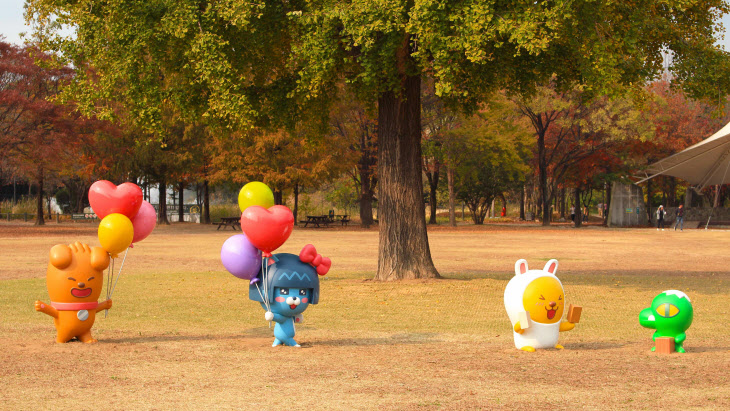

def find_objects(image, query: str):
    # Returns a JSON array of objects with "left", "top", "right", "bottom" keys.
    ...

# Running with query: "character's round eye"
[
  {"left": 656, "top": 303, "right": 680, "bottom": 318},
  {"left": 279, "top": 289, "right": 289, "bottom": 295},
  {"left": 299, "top": 289, "right": 307, "bottom": 296}
]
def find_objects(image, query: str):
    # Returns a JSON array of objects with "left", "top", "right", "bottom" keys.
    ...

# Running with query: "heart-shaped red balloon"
[
  {"left": 88, "top": 180, "right": 144, "bottom": 219},
  {"left": 240, "top": 205, "right": 294, "bottom": 256}
]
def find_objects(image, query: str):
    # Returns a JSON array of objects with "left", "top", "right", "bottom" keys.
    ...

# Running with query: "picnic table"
[
  {"left": 301, "top": 215, "right": 332, "bottom": 228},
  {"left": 333, "top": 214, "right": 350, "bottom": 226},
  {"left": 300, "top": 214, "right": 350, "bottom": 227},
  {"left": 216, "top": 216, "right": 241, "bottom": 231}
]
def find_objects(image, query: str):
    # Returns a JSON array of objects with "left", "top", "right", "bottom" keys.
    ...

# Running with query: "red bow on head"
[{"left": 299, "top": 244, "right": 331, "bottom": 275}]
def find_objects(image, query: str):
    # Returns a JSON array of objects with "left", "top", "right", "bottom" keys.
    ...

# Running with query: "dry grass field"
[{"left": 1, "top": 221, "right": 729, "bottom": 409}]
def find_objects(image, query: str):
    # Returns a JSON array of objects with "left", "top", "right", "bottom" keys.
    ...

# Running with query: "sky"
[{"left": 2, "top": 0, "right": 730, "bottom": 49}]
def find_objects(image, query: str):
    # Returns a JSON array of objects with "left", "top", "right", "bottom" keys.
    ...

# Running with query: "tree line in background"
[
  {"left": 4, "top": 38, "right": 727, "bottom": 229},
  {"left": 3, "top": 0, "right": 730, "bottom": 280}
]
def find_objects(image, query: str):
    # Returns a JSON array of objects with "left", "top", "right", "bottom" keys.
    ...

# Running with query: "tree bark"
[
  {"left": 178, "top": 182, "right": 185, "bottom": 223},
  {"left": 35, "top": 167, "right": 45, "bottom": 226},
  {"left": 538, "top": 131, "right": 550, "bottom": 226},
  {"left": 293, "top": 183, "right": 299, "bottom": 225},
  {"left": 374, "top": 49, "right": 439, "bottom": 280},
  {"left": 519, "top": 184, "right": 525, "bottom": 221},
  {"left": 359, "top": 188, "right": 374, "bottom": 228},
  {"left": 645, "top": 179, "right": 653, "bottom": 222},
  {"left": 158, "top": 179, "right": 170, "bottom": 225},
  {"left": 273, "top": 189, "right": 283, "bottom": 206},
  {"left": 604, "top": 182, "right": 611, "bottom": 225},
  {"left": 448, "top": 166, "right": 456, "bottom": 227},
  {"left": 573, "top": 186, "right": 582, "bottom": 228},
  {"left": 426, "top": 163, "right": 440, "bottom": 224},
  {"left": 203, "top": 179, "right": 211, "bottom": 224}
]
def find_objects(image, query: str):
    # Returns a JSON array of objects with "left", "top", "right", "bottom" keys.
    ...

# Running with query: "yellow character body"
[
  {"left": 35, "top": 242, "right": 111, "bottom": 343},
  {"left": 504, "top": 259, "right": 575, "bottom": 352}
]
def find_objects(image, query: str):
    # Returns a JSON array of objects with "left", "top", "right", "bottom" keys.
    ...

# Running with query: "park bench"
[
  {"left": 216, "top": 216, "right": 241, "bottom": 230},
  {"left": 71, "top": 213, "right": 98, "bottom": 222}
]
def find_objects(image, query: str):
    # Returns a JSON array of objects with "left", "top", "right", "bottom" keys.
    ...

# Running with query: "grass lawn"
[{"left": 1, "top": 222, "right": 729, "bottom": 409}]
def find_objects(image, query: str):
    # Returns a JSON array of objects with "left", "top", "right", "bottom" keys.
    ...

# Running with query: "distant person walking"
[
  {"left": 656, "top": 205, "right": 666, "bottom": 231},
  {"left": 570, "top": 205, "right": 575, "bottom": 222},
  {"left": 674, "top": 204, "right": 685, "bottom": 231},
  {"left": 582, "top": 206, "right": 588, "bottom": 222}
]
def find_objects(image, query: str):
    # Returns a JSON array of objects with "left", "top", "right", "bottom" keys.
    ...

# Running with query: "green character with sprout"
[{"left": 639, "top": 290, "right": 694, "bottom": 353}]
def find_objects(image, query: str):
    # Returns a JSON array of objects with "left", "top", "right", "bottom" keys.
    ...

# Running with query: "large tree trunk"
[
  {"left": 604, "top": 182, "right": 611, "bottom": 225},
  {"left": 200, "top": 180, "right": 210, "bottom": 224},
  {"left": 645, "top": 179, "right": 653, "bottom": 222},
  {"left": 573, "top": 187, "right": 582, "bottom": 228},
  {"left": 35, "top": 168, "right": 45, "bottom": 226},
  {"left": 426, "top": 163, "right": 440, "bottom": 224},
  {"left": 519, "top": 184, "right": 525, "bottom": 221},
  {"left": 448, "top": 166, "right": 456, "bottom": 227},
  {"left": 293, "top": 183, "right": 299, "bottom": 225},
  {"left": 202, "top": 179, "right": 211, "bottom": 224},
  {"left": 374, "top": 56, "right": 439, "bottom": 281},
  {"left": 273, "top": 189, "right": 283, "bottom": 206},
  {"left": 538, "top": 131, "right": 550, "bottom": 226},
  {"left": 359, "top": 189, "right": 374, "bottom": 228},
  {"left": 158, "top": 179, "right": 170, "bottom": 225},
  {"left": 178, "top": 182, "right": 185, "bottom": 223}
]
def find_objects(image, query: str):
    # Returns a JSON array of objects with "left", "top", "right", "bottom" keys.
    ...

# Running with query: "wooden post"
[
  {"left": 567, "top": 304, "right": 582, "bottom": 323},
  {"left": 655, "top": 337, "right": 675, "bottom": 354}
]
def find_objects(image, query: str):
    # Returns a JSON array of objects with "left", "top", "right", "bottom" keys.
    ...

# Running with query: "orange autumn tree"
[
  {"left": 629, "top": 80, "right": 730, "bottom": 208},
  {"left": 0, "top": 42, "right": 106, "bottom": 224},
  {"left": 210, "top": 126, "right": 352, "bottom": 220},
  {"left": 329, "top": 96, "right": 378, "bottom": 227}
]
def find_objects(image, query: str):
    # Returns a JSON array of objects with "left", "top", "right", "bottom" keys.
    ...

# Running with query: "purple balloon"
[{"left": 221, "top": 234, "right": 262, "bottom": 280}]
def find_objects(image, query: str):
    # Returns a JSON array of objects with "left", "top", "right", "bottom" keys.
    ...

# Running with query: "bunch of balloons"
[
  {"left": 90, "top": 180, "right": 156, "bottom": 257},
  {"left": 220, "top": 182, "right": 294, "bottom": 282}
]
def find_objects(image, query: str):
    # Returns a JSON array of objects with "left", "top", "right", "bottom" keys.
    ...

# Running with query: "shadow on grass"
[
  {"left": 567, "top": 341, "right": 627, "bottom": 350},
  {"left": 686, "top": 346, "right": 730, "bottom": 353},
  {"left": 316, "top": 332, "right": 442, "bottom": 347},
  {"left": 438, "top": 269, "right": 730, "bottom": 295},
  {"left": 102, "top": 333, "right": 262, "bottom": 344}
]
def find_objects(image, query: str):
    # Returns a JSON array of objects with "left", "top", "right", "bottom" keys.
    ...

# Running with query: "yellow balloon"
[
  {"left": 238, "top": 182, "right": 275, "bottom": 212},
  {"left": 98, "top": 213, "right": 134, "bottom": 258}
]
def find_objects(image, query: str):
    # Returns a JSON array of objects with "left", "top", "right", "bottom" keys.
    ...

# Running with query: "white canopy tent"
[{"left": 637, "top": 121, "right": 730, "bottom": 188}]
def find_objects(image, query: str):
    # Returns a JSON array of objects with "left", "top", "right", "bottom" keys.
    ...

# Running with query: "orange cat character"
[{"left": 35, "top": 242, "right": 112, "bottom": 343}]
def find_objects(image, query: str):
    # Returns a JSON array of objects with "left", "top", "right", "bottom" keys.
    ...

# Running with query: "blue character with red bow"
[{"left": 249, "top": 244, "right": 331, "bottom": 347}]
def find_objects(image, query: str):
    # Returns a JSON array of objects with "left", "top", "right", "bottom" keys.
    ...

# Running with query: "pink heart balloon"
[
  {"left": 240, "top": 205, "right": 294, "bottom": 256},
  {"left": 89, "top": 180, "right": 143, "bottom": 219},
  {"left": 131, "top": 201, "right": 157, "bottom": 243}
]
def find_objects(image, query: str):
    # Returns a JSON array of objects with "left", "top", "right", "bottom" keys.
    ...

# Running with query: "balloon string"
[
  {"left": 105, "top": 256, "right": 115, "bottom": 318},
  {"left": 261, "top": 256, "right": 270, "bottom": 311},
  {"left": 109, "top": 248, "right": 129, "bottom": 299},
  {"left": 260, "top": 256, "right": 272, "bottom": 328}
]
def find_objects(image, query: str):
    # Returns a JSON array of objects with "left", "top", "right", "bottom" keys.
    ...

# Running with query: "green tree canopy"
[{"left": 27, "top": 0, "right": 730, "bottom": 279}]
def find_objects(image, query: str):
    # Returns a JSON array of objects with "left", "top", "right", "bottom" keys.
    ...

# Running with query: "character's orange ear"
[
  {"left": 90, "top": 247, "right": 110, "bottom": 271},
  {"left": 49, "top": 244, "right": 73, "bottom": 270}
]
